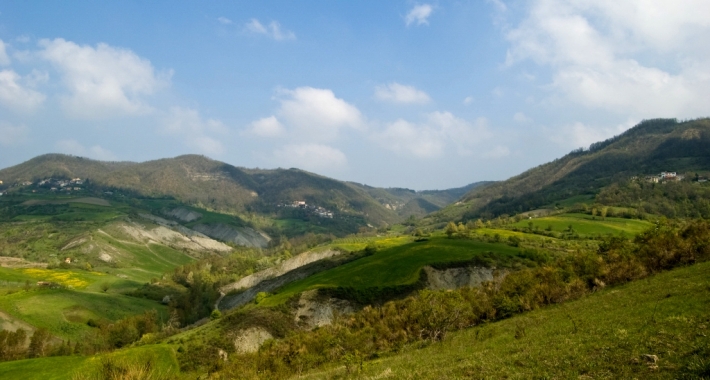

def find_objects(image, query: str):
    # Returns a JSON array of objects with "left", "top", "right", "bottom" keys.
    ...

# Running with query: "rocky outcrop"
[
  {"left": 164, "top": 207, "right": 203, "bottom": 222},
  {"left": 119, "top": 221, "right": 232, "bottom": 253},
  {"left": 423, "top": 266, "right": 501, "bottom": 290},
  {"left": 220, "top": 249, "right": 342, "bottom": 294},
  {"left": 294, "top": 290, "right": 353, "bottom": 329},
  {"left": 192, "top": 224, "right": 270, "bottom": 248},
  {"left": 233, "top": 327, "right": 273, "bottom": 354}
]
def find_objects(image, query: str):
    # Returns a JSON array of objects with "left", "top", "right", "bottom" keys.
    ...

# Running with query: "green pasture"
[
  {"left": 551, "top": 194, "right": 595, "bottom": 208},
  {"left": 328, "top": 234, "right": 414, "bottom": 252},
  {"left": 92, "top": 233, "right": 195, "bottom": 283},
  {"left": 262, "top": 237, "right": 521, "bottom": 305},
  {"left": 0, "top": 344, "right": 179, "bottom": 380},
  {"left": 0, "top": 287, "right": 166, "bottom": 340},
  {"left": 304, "top": 260, "right": 710, "bottom": 379},
  {"left": 512, "top": 213, "right": 651, "bottom": 236}
]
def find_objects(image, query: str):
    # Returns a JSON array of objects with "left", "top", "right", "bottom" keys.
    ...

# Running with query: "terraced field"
[{"left": 512, "top": 213, "right": 651, "bottom": 236}]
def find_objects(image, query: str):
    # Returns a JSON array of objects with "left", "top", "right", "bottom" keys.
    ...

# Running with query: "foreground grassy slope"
[
  {"left": 0, "top": 344, "right": 179, "bottom": 380},
  {"left": 304, "top": 260, "right": 710, "bottom": 379},
  {"left": 262, "top": 237, "right": 522, "bottom": 306}
]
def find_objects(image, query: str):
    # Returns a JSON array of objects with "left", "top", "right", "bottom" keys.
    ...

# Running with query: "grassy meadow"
[
  {"left": 0, "top": 344, "right": 179, "bottom": 380},
  {"left": 261, "top": 237, "right": 522, "bottom": 306},
  {"left": 512, "top": 212, "right": 651, "bottom": 236}
]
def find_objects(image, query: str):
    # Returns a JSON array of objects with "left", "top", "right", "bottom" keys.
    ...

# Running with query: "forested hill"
[
  {"left": 0, "top": 154, "right": 481, "bottom": 226},
  {"left": 435, "top": 118, "right": 710, "bottom": 221}
]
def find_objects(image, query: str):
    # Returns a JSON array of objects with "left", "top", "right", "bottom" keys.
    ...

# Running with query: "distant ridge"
[
  {"left": 0, "top": 154, "right": 483, "bottom": 226},
  {"left": 435, "top": 118, "right": 710, "bottom": 221}
]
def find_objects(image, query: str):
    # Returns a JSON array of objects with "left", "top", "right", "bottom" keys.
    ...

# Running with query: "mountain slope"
[
  {"left": 437, "top": 118, "right": 710, "bottom": 221},
  {"left": 0, "top": 155, "right": 482, "bottom": 230}
]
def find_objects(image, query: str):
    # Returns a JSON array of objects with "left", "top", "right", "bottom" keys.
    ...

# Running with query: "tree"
[
  {"left": 445, "top": 222, "right": 458, "bottom": 238},
  {"left": 28, "top": 328, "right": 50, "bottom": 358},
  {"left": 457, "top": 222, "right": 467, "bottom": 236},
  {"left": 601, "top": 206, "right": 608, "bottom": 220}
]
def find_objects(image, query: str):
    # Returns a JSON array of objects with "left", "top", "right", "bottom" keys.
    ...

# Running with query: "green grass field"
[
  {"left": 328, "top": 234, "right": 414, "bottom": 252},
  {"left": 303, "top": 260, "right": 710, "bottom": 379},
  {"left": 0, "top": 344, "right": 179, "bottom": 380},
  {"left": 0, "top": 287, "right": 167, "bottom": 340},
  {"left": 512, "top": 213, "right": 651, "bottom": 236},
  {"left": 262, "top": 237, "right": 521, "bottom": 306}
]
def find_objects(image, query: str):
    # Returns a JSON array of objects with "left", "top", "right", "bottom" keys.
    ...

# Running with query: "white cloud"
[
  {"left": 15, "top": 35, "right": 31, "bottom": 44},
  {"left": 276, "top": 87, "right": 364, "bottom": 141},
  {"left": 374, "top": 112, "right": 491, "bottom": 158},
  {"left": 513, "top": 112, "right": 531, "bottom": 123},
  {"left": 246, "top": 116, "right": 286, "bottom": 138},
  {"left": 0, "top": 122, "right": 28, "bottom": 146},
  {"left": 273, "top": 144, "right": 347, "bottom": 172},
  {"left": 375, "top": 119, "right": 444, "bottom": 158},
  {"left": 374, "top": 83, "right": 431, "bottom": 104},
  {"left": 0, "top": 70, "right": 46, "bottom": 111},
  {"left": 163, "top": 107, "right": 228, "bottom": 155},
  {"left": 505, "top": 1, "right": 710, "bottom": 119},
  {"left": 245, "top": 19, "right": 296, "bottom": 41},
  {"left": 463, "top": 96, "right": 474, "bottom": 105},
  {"left": 0, "top": 39, "right": 10, "bottom": 66},
  {"left": 549, "top": 119, "right": 634, "bottom": 149},
  {"left": 55, "top": 139, "right": 118, "bottom": 161},
  {"left": 405, "top": 4, "right": 434, "bottom": 26},
  {"left": 38, "top": 38, "right": 171, "bottom": 119},
  {"left": 218, "top": 17, "right": 233, "bottom": 25}
]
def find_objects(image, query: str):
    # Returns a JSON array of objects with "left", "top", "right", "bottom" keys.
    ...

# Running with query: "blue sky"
[{"left": 1, "top": 1, "right": 709, "bottom": 189}]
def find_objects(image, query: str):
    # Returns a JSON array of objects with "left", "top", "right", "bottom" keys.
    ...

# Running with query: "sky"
[{"left": 0, "top": 1, "right": 709, "bottom": 190}]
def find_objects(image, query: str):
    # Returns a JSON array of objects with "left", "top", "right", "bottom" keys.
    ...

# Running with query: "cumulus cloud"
[
  {"left": 463, "top": 96, "right": 474, "bottom": 105},
  {"left": 374, "top": 112, "right": 491, "bottom": 158},
  {"left": 505, "top": 1, "right": 710, "bottom": 118},
  {"left": 405, "top": 4, "right": 434, "bottom": 26},
  {"left": 549, "top": 119, "right": 635, "bottom": 150},
  {"left": 38, "top": 38, "right": 171, "bottom": 119},
  {"left": 276, "top": 87, "right": 363, "bottom": 141},
  {"left": 55, "top": 139, "right": 118, "bottom": 161},
  {"left": 0, "top": 122, "right": 28, "bottom": 146},
  {"left": 0, "top": 39, "right": 10, "bottom": 66},
  {"left": 218, "top": 17, "right": 233, "bottom": 25},
  {"left": 245, "top": 19, "right": 296, "bottom": 41},
  {"left": 0, "top": 70, "right": 46, "bottom": 111},
  {"left": 374, "top": 83, "right": 431, "bottom": 104},
  {"left": 273, "top": 143, "right": 347, "bottom": 172},
  {"left": 246, "top": 116, "right": 286, "bottom": 138},
  {"left": 163, "top": 107, "right": 228, "bottom": 155}
]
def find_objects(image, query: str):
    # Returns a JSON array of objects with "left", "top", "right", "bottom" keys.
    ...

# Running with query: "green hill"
[
  {"left": 0, "top": 155, "right": 480, "bottom": 233},
  {"left": 303, "top": 259, "right": 710, "bottom": 379},
  {"left": 434, "top": 118, "right": 710, "bottom": 222}
]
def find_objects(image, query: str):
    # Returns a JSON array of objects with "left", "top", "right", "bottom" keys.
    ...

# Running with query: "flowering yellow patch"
[{"left": 21, "top": 268, "right": 90, "bottom": 289}]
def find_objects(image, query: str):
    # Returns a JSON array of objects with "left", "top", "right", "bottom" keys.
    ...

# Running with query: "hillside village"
[{"left": 278, "top": 200, "right": 334, "bottom": 218}]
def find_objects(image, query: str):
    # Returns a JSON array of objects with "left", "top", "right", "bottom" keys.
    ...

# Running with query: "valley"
[{"left": 0, "top": 118, "right": 708, "bottom": 378}]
